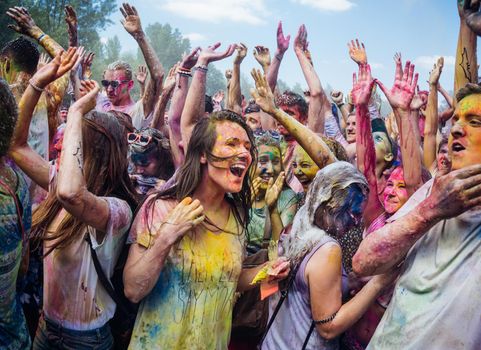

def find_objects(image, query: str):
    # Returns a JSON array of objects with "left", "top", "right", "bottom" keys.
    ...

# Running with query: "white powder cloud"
[{"left": 291, "top": 0, "right": 355, "bottom": 12}]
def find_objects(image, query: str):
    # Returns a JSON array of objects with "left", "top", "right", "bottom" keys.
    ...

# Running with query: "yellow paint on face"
[{"left": 292, "top": 145, "right": 319, "bottom": 191}]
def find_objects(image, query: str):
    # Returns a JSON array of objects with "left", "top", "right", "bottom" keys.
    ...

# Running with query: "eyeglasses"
[
  {"left": 127, "top": 132, "right": 152, "bottom": 146},
  {"left": 101, "top": 79, "right": 130, "bottom": 88}
]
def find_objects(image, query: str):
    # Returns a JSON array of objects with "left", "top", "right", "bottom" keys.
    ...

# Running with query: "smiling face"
[
  {"left": 383, "top": 167, "right": 408, "bottom": 215},
  {"left": 254, "top": 144, "right": 282, "bottom": 190},
  {"left": 204, "top": 121, "right": 253, "bottom": 193},
  {"left": 103, "top": 69, "right": 133, "bottom": 105},
  {"left": 449, "top": 94, "right": 481, "bottom": 171},
  {"left": 346, "top": 113, "right": 356, "bottom": 144},
  {"left": 292, "top": 145, "right": 320, "bottom": 192}
]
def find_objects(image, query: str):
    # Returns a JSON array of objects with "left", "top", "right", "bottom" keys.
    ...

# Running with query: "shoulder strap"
[
  {"left": 259, "top": 258, "right": 303, "bottom": 346},
  {"left": 85, "top": 233, "right": 132, "bottom": 315},
  {"left": 301, "top": 322, "right": 315, "bottom": 350}
]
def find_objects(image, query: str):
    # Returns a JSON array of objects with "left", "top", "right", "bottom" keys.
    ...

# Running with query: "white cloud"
[
  {"left": 414, "top": 55, "right": 455, "bottom": 70},
  {"left": 160, "top": 0, "right": 269, "bottom": 25},
  {"left": 291, "top": 0, "right": 355, "bottom": 12},
  {"left": 183, "top": 33, "right": 207, "bottom": 42},
  {"left": 370, "top": 62, "right": 384, "bottom": 69}
]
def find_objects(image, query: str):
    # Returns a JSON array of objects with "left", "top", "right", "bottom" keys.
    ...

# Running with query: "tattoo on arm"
[
  {"left": 460, "top": 47, "right": 473, "bottom": 81},
  {"left": 73, "top": 141, "right": 83, "bottom": 171}
]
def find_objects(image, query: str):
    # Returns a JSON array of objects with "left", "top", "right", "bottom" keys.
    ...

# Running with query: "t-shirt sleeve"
[{"left": 131, "top": 100, "right": 152, "bottom": 130}]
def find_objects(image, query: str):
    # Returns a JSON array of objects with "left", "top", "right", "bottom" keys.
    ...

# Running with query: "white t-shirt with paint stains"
[{"left": 42, "top": 166, "right": 132, "bottom": 330}]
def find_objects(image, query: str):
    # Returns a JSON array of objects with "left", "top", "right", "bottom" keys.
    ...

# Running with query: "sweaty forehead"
[{"left": 104, "top": 69, "right": 128, "bottom": 81}]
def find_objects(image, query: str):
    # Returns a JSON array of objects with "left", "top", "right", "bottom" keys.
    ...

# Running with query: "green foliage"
[
  {"left": 206, "top": 64, "right": 227, "bottom": 96},
  {"left": 0, "top": 0, "right": 18, "bottom": 45}
]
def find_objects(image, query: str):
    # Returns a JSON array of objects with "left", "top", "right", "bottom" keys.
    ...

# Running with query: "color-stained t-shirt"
[
  {"left": 42, "top": 166, "right": 132, "bottom": 330},
  {"left": 0, "top": 166, "right": 31, "bottom": 350},
  {"left": 96, "top": 94, "right": 151, "bottom": 130},
  {"left": 368, "top": 179, "right": 481, "bottom": 349},
  {"left": 247, "top": 188, "right": 298, "bottom": 253},
  {"left": 128, "top": 198, "right": 244, "bottom": 350}
]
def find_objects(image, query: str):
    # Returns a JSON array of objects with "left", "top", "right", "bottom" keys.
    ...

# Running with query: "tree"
[
  {"left": 104, "top": 35, "right": 121, "bottom": 63},
  {"left": 0, "top": 0, "right": 18, "bottom": 45},
  {"left": 206, "top": 64, "right": 227, "bottom": 96}
]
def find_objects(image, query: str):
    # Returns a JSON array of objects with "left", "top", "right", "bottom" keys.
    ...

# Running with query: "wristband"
[
  {"left": 37, "top": 33, "right": 47, "bottom": 43},
  {"left": 29, "top": 79, "right": 44, "bottom": 93},
  {"left": 194, "top": 64, "right": 208, "bottom": 73},
  {"left": 275, "top": 53, "right": 283, "bottom": 61}
]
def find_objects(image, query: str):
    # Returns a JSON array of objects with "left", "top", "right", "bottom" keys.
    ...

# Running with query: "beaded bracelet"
[
  {"left": 195, "top": 64, "right": 208, "bottom": 73},
  {"left": 313, "top": 311, "right": 337, "bottom": 325},
  {"left": 29, "top": 79, "right": 44, "bottom": 93}
]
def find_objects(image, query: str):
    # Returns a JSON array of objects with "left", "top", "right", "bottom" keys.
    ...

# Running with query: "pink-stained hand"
[
  {"left": 276, "top": 21, "right": 291, "bottom": 55},
  {"left": 348, "top": 39, "right": 368, "bottom": 65},
  {"left": 375, "top": 60, "right": 419, "bottom": 111},
  {"left": 180, "top": 47, "right": 200, "bottom": 70},
  {"left": 197, "top": 42, "right": 236, "bottom": 66},
  {"left": 294, "top": 24, "right": 308, "bottom": 54},
  {"left": 351, "top": 64, "right": 375, "bottom": 106}
]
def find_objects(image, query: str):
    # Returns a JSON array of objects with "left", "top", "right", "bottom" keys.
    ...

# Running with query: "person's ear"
[
  {"left": 128, "top": 80, "right": 134, "bottom": 91},
  {"left": 384, "top": 152, "right": 394, "bottom": 163},
  {"left": 200, "top": 152, "right": 207, "bottom": 164}
]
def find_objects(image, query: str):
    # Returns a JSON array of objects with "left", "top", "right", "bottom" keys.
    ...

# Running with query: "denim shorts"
[{"left": 33, "top": 315, "right": 113, "bottom": 350}]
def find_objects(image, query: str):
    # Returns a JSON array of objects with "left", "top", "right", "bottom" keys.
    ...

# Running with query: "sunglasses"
[
  {"left": 127, "top": 133, "right": 153, "bottom": 146},
  {"left": 254, "top": 130, "right": 282, "bottom": 141},
  {"left": 101, "top": 79, "right": 130, "bottom": 88}
]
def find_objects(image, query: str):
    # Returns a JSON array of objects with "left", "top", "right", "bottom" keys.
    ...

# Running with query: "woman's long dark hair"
[{"left": 146, "top": 110, "right": 256, "bottom": 237}]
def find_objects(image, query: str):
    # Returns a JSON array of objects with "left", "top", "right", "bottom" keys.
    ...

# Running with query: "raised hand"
[
  {"left": 164, "top": 63, "right": 178, "bottom": 90},
  {"left": 82, "top": 52, "right": 95, "bottom": 80},
  {"left": 250, "top": 68, "right": 277, "bottom": 115},
  {"left": 351, "top": 64, "right": 375, "bottom": 106},
  {"left": 136, "top": 65, "right": 148, "bottom": 85},
  {"left": 294, "top": 24, "right": 308, "bottom": 54},
  {"left": 265, "top": 172, "right": 285, "bottom": 210},
  {"left": 409, "top": 87, "right": 425, "bottom": 111},
  {"left": 348, "top": 39, "right": 368, "bottom": 65},
  {"left": 64, "top": 5, "right": 78, "bottom": 44},
  {"left": 197, "top": 42, "right": 236, "bottom": 66},
  {"left": 161, "top": 197, "right": 205, "bottom": 245},
  {"left": 330, "top": 90, "right": 344, "bottom": 105},
  {"left": 6, "top": 6, "right": 38, "bottom": 36},
  {"left": 375, "top": 60, "right": 419, "bottom": 111},
  {"left": 120, "top": 2, "right": 143, "bottom": 38},
  {"left": 225, "top": 69, "right": 233, "bottom": 80},
  {"left": 32, "top": 47, "right": 78, "bottom": 88},
  {"left": 180, "top": 47, "right": 200, "bottom": 70},
  {"left": 393, "top": 52, "right": 403, "bottom": 80},
  {"left": 37, "top": 53, "right": 51, "bottom": 71},
  {"left": 212, "top": 90, "right": 225, "bottom": 104},
  {"left": 71, "top": 46, "right": 86, "bottom": 71},
  {"left": 250, "top": 176, "right": 262, "bottom": 202},
  {"left": 463, "top": 0, "right": 481, "bottom": 35},
  {"left": 75, "top": 80, "right": 100, "bottom": 114},
  {"left": 253, "top": 46, "right": 271, "bottom": 69},
  {"left": 276, "top": 21, "right": 290, "bottom": 55},
  {"left": 234, "top": 43, "right": 247, "bottom": 65},
  {"left": 428, "top": 57, "right": 444, "bottom": 86}
]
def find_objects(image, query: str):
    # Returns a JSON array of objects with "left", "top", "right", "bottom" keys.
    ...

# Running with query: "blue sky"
[{"left": 100, "top": 0, "right": 469, "bottom": 94}]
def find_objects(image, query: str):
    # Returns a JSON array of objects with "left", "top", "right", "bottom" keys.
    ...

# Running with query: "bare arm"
[
  {"left": 253, "top": 46, "right": 271, "bottom": 74},
  {"left": 135, "top": 65, "right": 148, "bottom": 97},
  {"left": 7, "top": 6, "right": 63, "bottom": 57},
  {"left": 331, "top": 90, "right": 349, "bottom": 130},
  {"left": 251, "top": 69, "right": 336, "bottom": 169},
  {"left": 150, "top": 64, "right": 177, "bottom": 132},
  {"left": 120, "top": 3, "right": 164, "bottom": 117},
  {"left": 227, "top": 43, "right": 246, "bottom": 114},
  {"left": 353, "top": 164, "right": 481, "bottom": 276},
  {"left": 352, "top": 64, "right": 384, "bottom": 228},
  {"left": 267, "top": 21, "right": 290, "bottom": 93},
  {"left": 124, "top": 197, "right": 205, "bottom": 303},
  {"left": 181, "top": 43, "right": 235, "bottom": 151},
  {"left": 423, "top": 57, "right": 444, "bottom": 169},
  {"left": 64, "top": 5, "right": 78, "bottom": 48}
]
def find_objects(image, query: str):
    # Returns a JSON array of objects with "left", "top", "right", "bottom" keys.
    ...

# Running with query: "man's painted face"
[
  {"left": 292, "top": 145, "right": 319, "bottom": 192},
  {"left": 372, "top": 131, "right": 393, "bottom": 166},
  {"left": 346, "top": 114, "right": 356, "bottom": 144},
  {"left": 103, "top": 69, "right": 132, "bottom": 105},
  {"left": 437, "top": 143, "right": 451, "bottom": 174},
  {"left": 278, "top": 104, "right": 304, "bottom": 136},
  {"left": 383, "top": 167, "right": 408, "bottom": 215},
  {"left": 205, "top": 122, "right": 253, "bottom": 194},
  {"left": 0, "top": 57, "right": 18, "bottom": 84},
  {"left": 132, "top": 152, "right": 161, "bottom": 177},
  {"left": 254, "top": 144, "right": 282, "bottom": 191},
  {"left": 449, "top": 94, "right": 481, "bottom": 170},
  {"left": 58, "top": 108, "right": 68, "bottom": 124},
  {"left": 246, "top": 112, "right": 262, "bottom": 132}
]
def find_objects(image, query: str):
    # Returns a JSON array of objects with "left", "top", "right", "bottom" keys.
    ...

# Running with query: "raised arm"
[
  {"left": 181, "top": 43, "right": 235, "bottom": 151},
  {"left": 352, "top": 64, "right": 384, "bottom": 228},
  {"left": 168, "top": 48, "right": 199, "bottom": 168},
  {"left": 227, "top": 43, "right": 246, "bottom": 114},
  {"left": 150, "top": 64, "right": 177, "bottom": 132},
  {"left": 7, "top": 6, "right": 63, "bottom": 56},
  {"left": 353, "top": 164, "right": 481, "bottom": 276},
  {"left": 267, "top": 21, "right": 290, "bottom": 93},
  {"left": 423, "top": 57, "right": 444, "bottom": 169},
  {"left": 251, "top": 69, "right": 336, "bottom": 169},
  {"left": 120, "top": 3, "right": 164, "bottom": 117},
  {"left": 455, "top": 0, "right": 478, "bottom": 98},
  {"left": 376, "top": 60, "right": 423, "bottom": 195},
  {"left": 64, "top": 5, "right": 78, "bottom": 48},
  {"left": 253, "top": 46, "right": 271, "bottom": 74},
  {"left": 331, "top": 90, "right": 349, "bottom": 130},
  {"left": 9, "top": 48, "right": 77, "bottom": 190},
  {"left": 294, "top": 25, "right": 328, "bottom": 134},
  {"left": 124, "top": 197, "right": 204, "bottom": 303},
  {"left": 135, "top": 65, "right": 148, "bottom": 97}
]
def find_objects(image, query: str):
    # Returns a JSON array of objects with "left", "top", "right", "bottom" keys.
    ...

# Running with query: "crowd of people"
[{"left": 1, "top": 1, "right": 481, "bottom": 349}]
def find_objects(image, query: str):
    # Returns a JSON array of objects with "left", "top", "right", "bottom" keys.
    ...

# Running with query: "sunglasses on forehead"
[
  {"left": 254, "top": 130, "right": 282, "bottom": 141},
  {"left": 127, "top": 132, "right": 152, "bottom": 146},
  {"left": 101, "top": 79, "right": 130, "bottom": 88}
]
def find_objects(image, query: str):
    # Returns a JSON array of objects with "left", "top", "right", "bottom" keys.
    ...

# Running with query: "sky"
[{"left": 100, "top": 0, "right": 471, "bottom": 95}]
